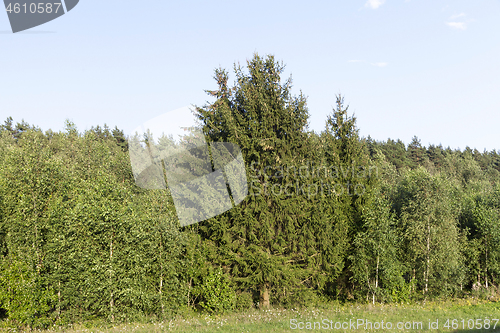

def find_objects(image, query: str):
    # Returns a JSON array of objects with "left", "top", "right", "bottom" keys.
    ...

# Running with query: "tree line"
[{"left": 0, "top": 53, "right": 499, "bottom": 329}]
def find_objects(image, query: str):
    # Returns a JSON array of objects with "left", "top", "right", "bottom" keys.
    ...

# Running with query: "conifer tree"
[
  {"left": 321, "top": 95, "right": 376, "bottom": 295},
  {"left": 408, "top": 136, "right": 425, "bottom": 168},
  {"left": 195, "top": 53, "right": 313, "bottom": 308}
]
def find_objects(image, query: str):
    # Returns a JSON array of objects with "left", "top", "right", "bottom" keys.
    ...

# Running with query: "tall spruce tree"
[
  {"left": 321, "top": 95, "right": 376, "bottom": 296},
  {"left": 195, "top": 54, "right": 314, "bottom": 308}
]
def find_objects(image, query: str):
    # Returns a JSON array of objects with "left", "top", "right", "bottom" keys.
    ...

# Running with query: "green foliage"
[
  {"left": 195, "top": 53, "right": 315, "bottom": 308},
  {"left": 395, "top": 167, "right": 463, "bottom": 297},
  {"left": 199, "top": 268, "right": 235, "bottom": 314},
  {"left": 0, "top": 124, "right": 190, "bottom": 328},
  {"left": 235, "top": 291, "right": 254, "bottom": 311},
  {"left": 1, "top": 54, "right": 500, "bottom": 327},
  {"left": 0, "top": 255, "right": 56, "bottom": 329},
  {"left": 350, "top": 192, "right": 403, "bottom": 303},
  {"left": 390, "top": 278, "right": 417, "bottom": 303}
]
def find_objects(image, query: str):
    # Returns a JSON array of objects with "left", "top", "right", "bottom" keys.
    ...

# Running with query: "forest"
[{"left": 1, "top": 53, "right": 499, "bottom": 329}]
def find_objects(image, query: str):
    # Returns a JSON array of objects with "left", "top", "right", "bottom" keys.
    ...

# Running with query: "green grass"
[{"left": 5, "top": 299, "right": 500, "bottom": 333}]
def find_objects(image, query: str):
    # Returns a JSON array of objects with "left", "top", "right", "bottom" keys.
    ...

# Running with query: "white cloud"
[
  {"left": 446, "top": 21, "right": 467, "bottom": 30},
  {"left": 450, "top": 13, "right": 466, "bottom": 19},
  {"left": 364, "top": 0, "right": 386, "bottom": 9},
  {"left": 371, "top": 62, "right": 388, "bottom": 67}
]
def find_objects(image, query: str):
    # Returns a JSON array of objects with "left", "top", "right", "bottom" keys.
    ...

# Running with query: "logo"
[
  {"left": 128, "top": 107, "right": 248, "bottom": 227},
  {"left": 3, "top": 0, "right": 78, "bottom": 33}
]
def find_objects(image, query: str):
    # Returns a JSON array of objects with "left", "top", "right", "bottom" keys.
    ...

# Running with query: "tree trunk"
[
  {"left": 485, "top": 243, "right": 489, "bottom": 289},
  {"left": 58, "top": 281, "right": 61, "bottom": 318},
  {"left": 413, "top": 268, "right": 416, "bottom": 293},
  {"left": 425, "top": 217, "right": 430, "bottom": 295},
  {"left": 260, "top": 284, "right": 270, "bottom": 309},
  {"left": 374, "top": 255, "right": 379, "bottom": 304},
  {"left": 58, "top": 254, "right": 61, "bottom": 318},
  {"left": 367, "top": 273, "right": 370, "bottom": 302},
  {"left": 110, "top": 235, "right": 114, "bottom": 322},
  {"left": 159, "top": 235, "right": 164, "bottom": 317},
  {"left": 187, "top": 277, "right": 193, "bottom": 307}
]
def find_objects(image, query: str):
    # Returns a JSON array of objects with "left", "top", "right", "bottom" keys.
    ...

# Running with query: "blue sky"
[{"left": 1, "top": 0, "right": 500, "bottom": 151}]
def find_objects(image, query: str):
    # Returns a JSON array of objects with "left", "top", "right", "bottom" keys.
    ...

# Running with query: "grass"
[{"left": 4, "top": 298, "right": 500, "bottom": 333}]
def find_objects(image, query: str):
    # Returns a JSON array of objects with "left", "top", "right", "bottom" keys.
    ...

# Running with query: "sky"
[{"left": 1, "top": 0, "right": 500, "bottom": 151}]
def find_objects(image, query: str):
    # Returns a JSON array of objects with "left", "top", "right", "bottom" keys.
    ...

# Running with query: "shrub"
[
  {"left": 235, "top": 291, "right": 254, "bottom": 311},
  {"left": 199, "top": 267, "right": 235, "bottom": 314},
  {"left": 0, "top": 256, "right": 56, "bottom": 329}
]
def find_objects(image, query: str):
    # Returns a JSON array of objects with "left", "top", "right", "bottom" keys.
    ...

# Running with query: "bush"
[
  {"left": 271, "top": 286, "right": 323, "bottom": 308},
  {"left": 199, "top": 267, "right": 235, "bottom": 314},
  {"left": 235, "top": 291, "right": 254, "bottom": 311},
  {"left": 390, "top": 278, "right": 417, "bottom": 303},
  {"left": 0, "top": 256, "right": 56, "bottom": 329}
]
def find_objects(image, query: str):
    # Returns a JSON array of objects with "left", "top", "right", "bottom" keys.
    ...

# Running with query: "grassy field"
[{"left": 13, "top": 298, "right": 499, "bottom": 333}]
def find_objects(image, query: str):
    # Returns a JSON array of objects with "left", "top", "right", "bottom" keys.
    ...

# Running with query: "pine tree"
[{"left": 408, "top": 136, "right": 425, "bottom": 168}]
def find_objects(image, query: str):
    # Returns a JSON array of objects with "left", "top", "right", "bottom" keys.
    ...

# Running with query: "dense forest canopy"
[{"left": 1, "top": 54, "right": 500, "bottom": 329}]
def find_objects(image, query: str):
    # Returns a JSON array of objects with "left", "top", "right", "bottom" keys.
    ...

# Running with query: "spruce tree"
[
  {"left": 322, "top": 95, "right": 376, "bottom": 296},
  {"left": 195, "top": 53, "right": 312, "bottom": 308}
]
